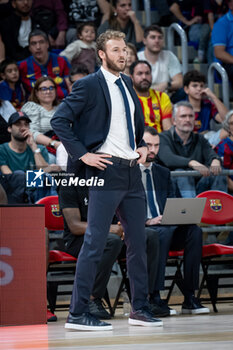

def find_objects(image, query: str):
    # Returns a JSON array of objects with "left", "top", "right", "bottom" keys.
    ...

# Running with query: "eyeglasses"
[{"left": 38, "top": 86, "right": 56, "bottom": 92}]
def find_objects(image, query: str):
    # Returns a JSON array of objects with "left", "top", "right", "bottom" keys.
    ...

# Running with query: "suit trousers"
[
  {"left": 148, "top": 224, "right": 202, "bottom": 294},
  {"left": 70, "top": 162, "right": 148, "bottom": 314}
]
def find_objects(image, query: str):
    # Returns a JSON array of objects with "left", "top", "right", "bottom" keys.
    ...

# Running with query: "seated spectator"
[
  {"left": 0, "top": 58, "right": 25, "bottom": 110},
  {"left": 203, "top": 0, "right": 228, "bottom": 63},
  {"left": 18, "top": 29, "right": 70, "bottom": 100},
  {"left": 141, "top": 126, "right": 209, "bottom": 316},
  {"left": 21, "top": 76, "right": 61, "bottom": 164},
  {"left": 58, "top": 182, "right": 124, "bottom": 319},
  {"left": 168, "top": 0, "right": 210, "bottom": 63},
  {"left": 212, "top": 0, "right": 233, "bottom": 85},
  {"left": 65, "top": 0, "right": 110, "bottom": 44},
  {"left": 31, "top": 0, "right": 67, "bottom": 49},
  {"left": 0, "top": 98, "right": 16, "bottom": 144},
  {"left": 0, "top": 0, "right": 33, "bottom": 61},
  {"left": 60, "top": 22, "right": 97, "bottom": 73},
  {"left": 137, "top": 25, "right": 183, "bottom": 103},
  {"left": 130, "top": 60, "right": 172, "bottom": 132},
  {"left": 0, "top": 111, "right": 60, "bottom": 204},
  {"left": 67, "top": 63, "right": 89, "bottom": 93},
  {"left": 205, "top": 0, "right": 228, "bottom": 29},
  {"left": 158, "top": 101, "right": 227, "bottom": 197},
  {"left": 97, "top": 0, "right": 144, "bottom": 49},
  {"left": 216, "top": 110, "right": 233, "bottom": 194},
  {"left": 122, "top": 42, "right": 138, "bottom": 76},
  {"left": 182, "top": 70, "right": 228, "bottom": 133}
]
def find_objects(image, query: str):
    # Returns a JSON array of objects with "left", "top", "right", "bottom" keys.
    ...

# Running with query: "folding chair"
[
  {"left": 37, "top": 196, "right": 77, "bottom": 313},
  {"left": 165, "top": 250, "right": 184, "bottom": 303},
  {"left": 111, "top": 246, "right": 131, "bottom": 316},
  {"left": 196, "top": 190, "right": 233, "bottom": 312},
  {"left": 112, "top": 248, "right": 185, "bottom": 312}
]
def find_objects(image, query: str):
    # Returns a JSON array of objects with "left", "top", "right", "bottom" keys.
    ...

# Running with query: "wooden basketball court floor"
[{"left": 1, "top": 302, "right": 233, "bottom": 350}]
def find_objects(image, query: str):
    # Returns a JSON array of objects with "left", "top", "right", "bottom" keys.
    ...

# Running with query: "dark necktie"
[
  {"left": 115, "top": 78, "right": 135, "bottom": 150},
  {"left": 144, "top": 168, "right": 158, "bottom": 218}
]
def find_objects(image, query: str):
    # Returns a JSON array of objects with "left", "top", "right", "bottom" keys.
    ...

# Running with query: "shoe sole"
[
  {"left": 182, "top": 308, "right": 210, "bottom": 315},
  {"left": 128, "top": 318, "right": 163, "bottom": 327},
  {"left": 65, "top": 323, "right": 113, "bottom": 331}
]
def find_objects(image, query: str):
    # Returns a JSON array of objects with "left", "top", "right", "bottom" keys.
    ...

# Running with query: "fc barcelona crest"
[
  {"left": 51, "top": 204, "right": 62, "bottom": 217},
  {"left": 209, "top": 199, "right": 222, "bottom": 212}
]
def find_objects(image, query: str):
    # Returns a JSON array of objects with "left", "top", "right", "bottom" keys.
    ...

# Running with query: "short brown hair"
[
  {"left": 28, "top": 76, "right": 59, "bottom": 106},
  {"left": 96, "top": 30, "right": 126, "bottom": 60},
  {"left": 144, "top": 25, "right": 163, "bottom": 39}
]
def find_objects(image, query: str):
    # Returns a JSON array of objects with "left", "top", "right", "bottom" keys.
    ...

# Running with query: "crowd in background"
[
  {"left": 1, "top": 0, "right": 233, "bottom": 325},
  {"left": 0, "top": 0, "right": 232, "bottom": 204}
]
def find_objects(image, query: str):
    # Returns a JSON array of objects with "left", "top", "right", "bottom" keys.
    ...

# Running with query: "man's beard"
[
  {"left": 105, "top": 53, "right": 126, "bottom": 72},
  {"left": 146, "top": 152, "right": 156, "bottom": 163},
  {"left": 14, "top": 135, "right": 28, "bottom": 142},
  {"left": 135, "top": 81, "right": 151, "bottom": 93},
  {"left": 16, "top": 9, "right": 31, "bottom": 17}
]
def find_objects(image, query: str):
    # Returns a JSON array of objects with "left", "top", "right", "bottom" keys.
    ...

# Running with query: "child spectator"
[
  {"left": 183, "top": 70, "right": 228, "bottom": 133},
  {"left": 0, "top": 59, "right": 25, "bottom": 110},
  {"left": 123, "top": 43, "right": 138, "bottom": 76},
  {"left": 60, "top": 22, "right": 97, "bottom": 73}
]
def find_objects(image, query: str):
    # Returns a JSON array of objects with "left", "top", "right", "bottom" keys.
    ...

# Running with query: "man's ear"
[
  {"left": 184, "top": 86, "right": 189, "bottom": 94},
  {"left": 7, "top": 126, "right": 12, "bottom": 133},
  {"left": 172, "top": 117, "right": 176, "bottom": 126},
  {"left": 98, "top": 50, "right": 105, "bottom": 61},
  {"left": 11, "top": 0, "right": 16, "bottom": 10}
]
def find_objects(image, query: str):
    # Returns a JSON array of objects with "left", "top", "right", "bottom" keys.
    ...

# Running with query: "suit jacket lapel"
[
  {"left": 152, "top": 164, "right": 163, "bottom": 213},
  {"left": 96, "top": 69, "right": 111, "bottom": 115}
]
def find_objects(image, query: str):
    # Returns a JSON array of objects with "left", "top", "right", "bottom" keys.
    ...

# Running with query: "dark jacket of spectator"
[{"left": 158, "top": 126, "right": 221, "bottom": 170}]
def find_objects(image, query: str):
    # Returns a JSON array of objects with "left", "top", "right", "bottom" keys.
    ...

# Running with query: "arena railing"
[
  {"left": 207, "top": 62, "right": 230, "bottom": 110},
  {"left": 167, "top": 23, "right": 188, "bottom": 75},
  {"left": 132, "top": 0, "right": 152, "bottom": 26}
]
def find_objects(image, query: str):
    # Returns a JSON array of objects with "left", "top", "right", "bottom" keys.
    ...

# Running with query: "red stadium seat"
[
  {"left": 196, "top": 191, "right": 233, "bottom": 312},
  {"left": 37, "top": 196, "right": 77, "bottom": 313}
]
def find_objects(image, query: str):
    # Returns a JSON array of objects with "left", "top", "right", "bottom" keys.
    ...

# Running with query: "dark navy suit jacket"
[
  {"left": 51, "top": 69, "right": 146, "bottom": 173},
  {"left": 151, "top": 163, "right": 174, "bottom": 215}
]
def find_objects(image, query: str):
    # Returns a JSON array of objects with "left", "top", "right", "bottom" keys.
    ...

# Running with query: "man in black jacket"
[
  {"left": 0, "top": 0, "right": 33, "bottom": 61},
  {"left": 141, "top": 126, "right": 209, "bottom": 315},
  {"left": 158, "top": 101, "right": 227, "bottom": 197}
]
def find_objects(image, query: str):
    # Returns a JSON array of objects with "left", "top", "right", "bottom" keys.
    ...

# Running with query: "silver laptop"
[{"left": 160, "top": 198, "right": 206, "bottom": 225}]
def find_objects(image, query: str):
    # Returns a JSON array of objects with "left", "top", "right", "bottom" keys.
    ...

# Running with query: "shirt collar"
[
  {"left": 100, "top": 66, "right": 121, "bottom": 84},
  {"left": 140, "top": 163, "right": 152, "bottom": 172},
  {"left": 174, "top": 128, "right": 193, "bottom": 145}
]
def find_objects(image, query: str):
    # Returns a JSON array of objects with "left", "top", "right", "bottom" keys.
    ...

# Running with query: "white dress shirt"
[{"left": 98, "top": 66, "right": 139, "bottom": 160}]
